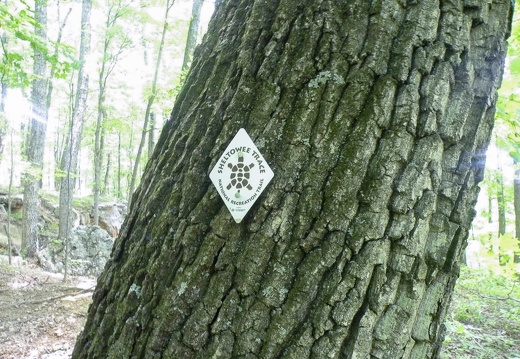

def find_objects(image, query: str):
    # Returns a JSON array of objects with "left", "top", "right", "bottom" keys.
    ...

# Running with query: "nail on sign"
[{"left": 209, "top": 128, "right": 274, "bottom": 223}]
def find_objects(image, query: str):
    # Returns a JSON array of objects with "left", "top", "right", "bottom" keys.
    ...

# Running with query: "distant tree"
[
  {"left": 45, "top": 5, "right": 72, "bottom": 117},
  {"left": 3, "top": 0, "right": 76, "bottom": 257},
  {"left": 128, "top": 0, "right": 175, "bottom": 205},
  {"left": 496, "top": 6, "right": 520, "bottom": 262},
  {"left": 488, "top": 146, "right": 510, "bottom": 237},
  {"left": 497, "top": 178, "right": 507, "bottom": 235},
  {"left": 93, "top": 0, "right": 133, "bottom": 225},
  {"left": 147, "top": 111, "right": 155, "bottom": 160},
  {"left": 5, "top": 128, "right": 14, "bottom": 265},
  {"left": 22, "top": 0, "right": 48, "bottom": 258},
  {"left": 58, "top": 0, "right": 92, "bottom": 279},
  {"left": 0, "top": 18, "right": 7, "bottom": 161},
  {"left": 73, "top": 1, "right": 513, "bottom": 358},
  {"left": 181, "top": 0, "right": 203, "bottom": 72},
  {"left": 0, "top": 0, "right": 32, "bottom": 164},
  {"left": 0, "top": 85, "right": 5, "bottom": 165}
]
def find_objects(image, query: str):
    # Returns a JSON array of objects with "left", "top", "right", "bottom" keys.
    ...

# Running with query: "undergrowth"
[{"left": 441, "top": 266, "right": 520, "bottom": 359}]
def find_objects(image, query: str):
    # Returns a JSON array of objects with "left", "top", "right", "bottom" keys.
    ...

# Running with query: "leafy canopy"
[{"left": 0, "top": 0, "right": 78, "bottom": 88}]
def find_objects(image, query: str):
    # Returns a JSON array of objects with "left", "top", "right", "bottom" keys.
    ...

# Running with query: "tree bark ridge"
[{"left": 73, "top": 1, "right": 513, "bottom": 358}]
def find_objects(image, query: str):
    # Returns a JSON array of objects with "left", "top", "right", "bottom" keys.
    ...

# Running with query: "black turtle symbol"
[{"left": 226, "top": 154, "right": 255, "bottom": 191}]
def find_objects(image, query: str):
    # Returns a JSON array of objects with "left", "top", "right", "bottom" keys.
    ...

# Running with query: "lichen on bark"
[{"left": 73, "top": 1, "right": 514, "bottom": 358}]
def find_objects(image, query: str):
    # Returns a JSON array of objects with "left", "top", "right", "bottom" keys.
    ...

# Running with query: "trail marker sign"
[{"left": 209, "top": 128, "right": 274, "bottom": 223}]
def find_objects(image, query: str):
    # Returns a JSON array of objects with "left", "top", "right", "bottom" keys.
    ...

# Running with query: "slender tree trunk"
[
  {"left": 93, "top": 104, "right": 105, "bottom": 225},
  {"left": 54, "top": 129, "right": 62, "bottom": 189},
  {"left": 58, "top": 0, "right": 92, "bottom": 244},
  {"left": 93, "top": 0, "right": 129, "bottom": 223},
  {"left": 46, "top": 6, "right": 72, "bottom": 112},
  {"left": 0, "top": 9, "right": 8, "bottom": 163},
  {"left": 103, "top": 153, "right": 111, "bottom": 195},
  {"left": 93, "top": 33, "right": 109, "bottom": 225},
  {"left": 42, "top": 4, "right": 71, "bottom": 194},
  {"left": 7, "top": 130, "right": 13, "bottom": 264},
  {"left": 128, "top": 0, "right": 174, "bottom": 205},
  {"left": 74, "top": 1, "right": 513, "bottom": 357},
  {"left": 181, "top": 0, "right": 203, "bottom": 72},
  {"left": 487, "top": 182, "right": 493, "bottom": 245},
  {"left": 514, "top": 165, "right": 520, "bottom": 262},
  {"left": 125, "top": 118, "right": 135, "bottom": 197},
  {"left": 22, "top": 0, "right": 48, "bottom": 258},
  {"left": 488, "top": 185, "right": 493, "bottom": 223},
  {"left": 55, "top": 78, "right": 76, "bottom": 190},
  {"left": 118, "top": 132, "right": 122, "bottom": 198},
  {"left": 147, "top": 111, "right": 155, "bottom": 158},
  {"left": 0, "top": 81, "right": 6, "bottom": 162},
  {"left": 497, "top": 169, "right": 506, "bottom": 237},
  {"left": 0, "top": 79, "right": 5, "bottom": 113}
]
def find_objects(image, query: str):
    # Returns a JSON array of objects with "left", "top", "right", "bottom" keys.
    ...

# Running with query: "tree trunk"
[
  {"left": 46, "top": 5, "right": 72, "bottom": 191},
  {"left": 93, "top": 38, "right": 109, "bottom": 225},
  {"left": 496, "top": 169, "right": 506, "bottom": 237},
  {"left": 103, "top": 152, "right": 111, "bottom": 195},
  {"left": 181, "top": 0, "right": 203, "bottom": 72},
  {"left": 73, "top": 1, "right": 513, "bottom": 358},
  {"left": 0, "top": 4, "right": 9, "bottom": 163},
  {"left": 488, "top": 183, "right": 493, "bottom": 223},
  {"left": 128, "top": 0, "right": 175, "bottom": 205},
  {"left": 514, "top": 165, "right": 520, "bottom": 262},
  {"left": 7, "top": 130, "right": 13, "bottom": 264},
  {"left": 147, "top": 111, "right": 155, "bottom": 159},
  {"left": 22, "top": 0, "right": 48, "bottom": 258},
  {"left": 46, "top": 6, "right": 72, "bottom": 112},
  {"left": 94, "top": 0, "right": 130, "bottom": 223},
  {"left": 118, "top": 132, "right": 122, "bottom": 198},
  {"left": 58, "top": 0, "right": 92, "bottom": 242},
  {"left": 93, "top": 106, "right": 105, "bottom": 225},
  {"left": 0, "top": 81, "right": 6, "bottom": 163}
]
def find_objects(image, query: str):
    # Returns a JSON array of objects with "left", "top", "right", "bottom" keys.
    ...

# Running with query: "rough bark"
[
  {"left": 22, "top": 0, "right": 48, "bottom": 258},
  {"left": 74, "top": 1, "right": 513, "bottom": 358}
]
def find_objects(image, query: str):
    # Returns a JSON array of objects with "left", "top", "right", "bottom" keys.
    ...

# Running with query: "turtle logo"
[{"left": 227, "top": 154, "right": 255, "bottom": 191}]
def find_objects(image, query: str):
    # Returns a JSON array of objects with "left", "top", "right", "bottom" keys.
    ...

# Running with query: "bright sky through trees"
[{"left": 0, "top": 0, "right": 215, "bottom": 193}]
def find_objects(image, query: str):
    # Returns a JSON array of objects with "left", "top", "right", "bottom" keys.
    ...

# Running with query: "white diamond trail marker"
[{"left": 210, "top": 128, "right": 274, "bottom": 223}]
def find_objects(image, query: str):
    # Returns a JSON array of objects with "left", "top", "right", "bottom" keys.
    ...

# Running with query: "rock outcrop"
[
  {"left": 38, "top": 226, "right": 114, "bottom": 276},
  {"left": 91, "top": 202, "right": 127, "bottom": 237}
]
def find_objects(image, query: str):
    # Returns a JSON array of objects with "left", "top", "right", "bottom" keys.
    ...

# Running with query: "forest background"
[
  {"left": 0, "top": 0, "right": 213, "bottom": 204},
  {"left": 0, "top": 0, "right": 520, "bottom": 358}
]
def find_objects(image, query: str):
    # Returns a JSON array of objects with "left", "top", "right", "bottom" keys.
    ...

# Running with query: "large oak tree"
[{"left": 73, "top": 0, "right": 514, "bottom": 358}]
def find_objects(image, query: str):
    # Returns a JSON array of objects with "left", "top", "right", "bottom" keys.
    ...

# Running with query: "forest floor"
[
  {"left": 0, "top": 261, "right": 94, "bottom": 359},
  {"left": 0, "top": 261, "right": 518, "bottom": 359},
  {"left": 441, "top": 266, "right": 520, "bottom": 359}
]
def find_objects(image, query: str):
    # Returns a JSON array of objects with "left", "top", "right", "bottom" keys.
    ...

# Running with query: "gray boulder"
[
  {"left": 39, "top": 226, "right": 114, "bottom": 276},
  {"left": 91, "top": 202, "right": 127, "bottom": 237}
]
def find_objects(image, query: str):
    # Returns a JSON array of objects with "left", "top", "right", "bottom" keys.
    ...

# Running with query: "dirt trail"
[{"left": 0, "top": 262, "right": 94, "bottom": 359}]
